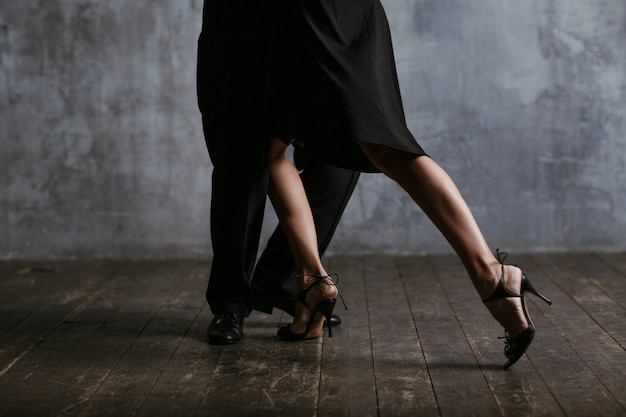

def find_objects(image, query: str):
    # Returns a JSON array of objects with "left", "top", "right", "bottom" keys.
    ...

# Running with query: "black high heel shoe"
[
  {"left": 277, "top": 274, "right": 344, "bottom": 341},
  {"left": 483, "top": 250, "right": 552, "bottom": 370}
]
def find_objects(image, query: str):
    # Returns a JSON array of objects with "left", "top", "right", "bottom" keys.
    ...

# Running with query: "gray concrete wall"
[{"left": 1, "top": 0, "right": 625, "bottom": 260}]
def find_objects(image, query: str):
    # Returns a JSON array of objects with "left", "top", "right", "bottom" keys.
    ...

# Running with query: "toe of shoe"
[{"left": 208, "top": 330, "right": 243, "bottom": 345}]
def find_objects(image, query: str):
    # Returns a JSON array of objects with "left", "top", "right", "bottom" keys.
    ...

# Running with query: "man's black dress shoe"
[
  {"left": 254, "top": 297, "right": 342, "bottom": 327},
  {"left": 207, "top": 312, "right": 244, "bottom": 345}
]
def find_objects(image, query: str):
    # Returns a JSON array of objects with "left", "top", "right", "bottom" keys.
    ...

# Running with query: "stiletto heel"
[
  {"left": 521, "top": 274, "right": 553, "bottom": 306},
  {"left": 483, "top": 250, "right": 552, "bottom": 370},
  {"left": 277, "top": 274, "right": 343, "bottom": 341},
  {"left": 315, "top": 299, "right": 337, "bottom": 337}
]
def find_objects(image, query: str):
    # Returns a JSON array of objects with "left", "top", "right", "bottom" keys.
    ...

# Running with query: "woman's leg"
[
  {"left": 267, "top": 139, "right": 338, "bottom": 336},
  {"left": 267, "top": 139, "right": 325, "bottom": 277},
  {"left": 359, "top": 142, "right": 529, "bottom": 338}
]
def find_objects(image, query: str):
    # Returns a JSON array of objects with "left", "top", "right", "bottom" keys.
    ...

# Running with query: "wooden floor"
[{"left": 0, "top": 253, "right": 625, "bottom": 417}]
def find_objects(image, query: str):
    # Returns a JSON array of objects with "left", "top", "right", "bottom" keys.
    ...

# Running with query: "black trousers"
[
  {"left": 198, "top": 1, "right": 359, "bottom": 316},
  {"left": 197, "top": 1, "right": 268, "bottom": 316}
]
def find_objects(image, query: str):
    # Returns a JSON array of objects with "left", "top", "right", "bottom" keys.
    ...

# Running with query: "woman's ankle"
[
  {"left": 469, "top": 258, "right": 503, "bottom": 300},
  {"left": 296, "top": 269, "right": 328, "bottom": 289}
]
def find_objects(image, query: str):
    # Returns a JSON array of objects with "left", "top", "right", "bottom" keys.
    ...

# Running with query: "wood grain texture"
[{"left": 0, "top": 254, "right": 624, "bottom": 416}]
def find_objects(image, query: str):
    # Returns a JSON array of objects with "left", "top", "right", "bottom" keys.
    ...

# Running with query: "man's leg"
[
  {"left": 205, "top": 136, "right": 269, "bottom": 317},
  {"left": 197, "top": 0, "right": 267, "bottom": 344},
  {"left": 251, "top": 148, "right": 360, "bottom": 316}
]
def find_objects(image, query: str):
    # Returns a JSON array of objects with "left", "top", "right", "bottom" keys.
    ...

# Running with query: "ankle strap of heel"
[
  {"left": 295, "top": 273, "right": 348, "bottom": 311},
  {"left": 482, "top": 249, "right": 521, "bottom": 304}
]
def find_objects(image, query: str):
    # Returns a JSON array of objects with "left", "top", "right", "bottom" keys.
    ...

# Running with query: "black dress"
[{"left": 264, "top": 0, "right": 426, "bottom": 173}]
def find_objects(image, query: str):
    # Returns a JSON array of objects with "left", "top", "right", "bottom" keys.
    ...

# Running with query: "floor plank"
[
  {"left": 427, "top": 254, "right": 565, "bottom": 417},
  {"left": 527, "top": 253, "right": 626, "bottom": 413},
  {"left": 367, "top": 255, "right": 439, "bottom": 417},
  {"left": 136, "top": 265, "right": 219, "bottom": 417},
  {"left": 0, "top": 254, "right": 624, "bottom": 417},
  {"left": 0, "top": 261, "right": 106, "bottom": 379},
  {"left": 317, "top": 256, "right": 378, "bottom": 417},
  {"left": 398, "top": 255, "right": 502, "bottom": 417}
]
